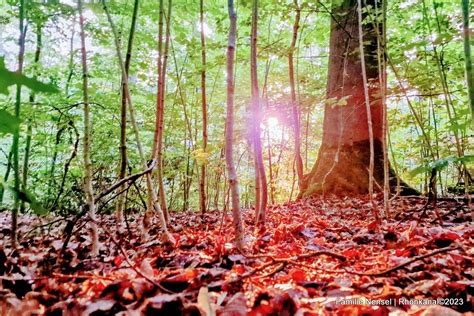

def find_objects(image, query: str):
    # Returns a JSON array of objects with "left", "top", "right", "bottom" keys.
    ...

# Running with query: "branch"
[
  {"left": 243, "top": 250, "right": 346, "bottom": 262},
  {"left": 94, "top": 159, "right": 156, "bottom": 203},
  {"left": 106, "top": 227, "right": 176, "bottom": 294},
  {"left": 216, "top": 250, "right": 348, "bottom": 287},
  {"left": 60, "top": 160, "right": 156, "bottom": 252},
  {"left": 347, "top": 246, "right": 460, "bottom": 276}
]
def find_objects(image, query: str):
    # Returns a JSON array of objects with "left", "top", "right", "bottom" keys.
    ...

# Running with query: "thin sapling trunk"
[
  {"left": 289, "top": 0, "right": 304, "bottom": 193},
  {"left": 250, "top": 0, "right": 267, "bottom": 226},
  {"left": 102, "top": 0, "right": 175, "bottom": 245},
  {"left": 357, "top": 0, "right": 375, "bottom": 200},
  {"left": 78, "top": 0, "right": 100, "bottom": 256},
  {"left": 226, "top": 0, "right": 244, "bottom": 250},
  {"left": 116, "top": 0, "right": 140, "bottom": 229},
  {"left": 199, "top": 0, "right": 208, "bottom": 215}
]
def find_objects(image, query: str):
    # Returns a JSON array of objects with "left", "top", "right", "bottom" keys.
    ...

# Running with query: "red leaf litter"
[{"left": 0, "top": 195, "right": 472, "bottom": 315}]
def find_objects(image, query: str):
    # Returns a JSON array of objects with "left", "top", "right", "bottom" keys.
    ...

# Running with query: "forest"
[{"left": 0, "top": 0, "right": 473, "bottom": 314}]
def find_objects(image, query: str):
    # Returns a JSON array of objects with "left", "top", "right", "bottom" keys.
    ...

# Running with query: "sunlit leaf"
[{"left": 191, "top": 148, "right": 210, "bottom": 165}]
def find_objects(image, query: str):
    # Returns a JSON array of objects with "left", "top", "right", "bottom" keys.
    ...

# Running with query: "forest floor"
[{"left": 0, "top": 195, "right": 473, "bottom": 315}]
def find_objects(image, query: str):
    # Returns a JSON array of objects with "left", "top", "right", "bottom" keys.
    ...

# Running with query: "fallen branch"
[
  {"left": 226, "top": 260, "right": 276, "bottom": 285},
  {"left": 0, "top": 272, "right": 115, "bottom": 282},
  {"left": 60, "top": 161, "right": 157, "bottom": 252},
  {"left": 287, "top": 260, "right": 346, "bottom": 274},
  {"left": 401, "top": 195, "right": 472, "bottom": 203},
  {"left": 21, "top": 217, "right": 66, "bottom": 239},
  {"left": 104, "top": 225, "right": 176, "bottom": 294},
  {"left": 430, "top": 204, "right": 466, "bottom": 224},
  {"left": 243, "top": 250, "right": 346, "bottom": 262},
  {"left": 0, "top": 275, "right": 51, "bottom": 281},
  {"left": 223, "top": 250, "right": 346, "bottom": 286},
  {"left": 346, "top": 246, "right": 460, "bottom": 276},
  {"left": 256, "top": 262, "right": 285, "bottom": 279},
  {"left": 295, "top": 250, "right": 347, "bottom": 262}
]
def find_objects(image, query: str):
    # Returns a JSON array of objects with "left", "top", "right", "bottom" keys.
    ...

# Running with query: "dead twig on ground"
[
  {"left": 103, "top": 224, "right": 176, "bottom": 294},
  {"left": 243, "top": 250, "right": 346, "bottom": 262},
  {"left": 346, "top": 246, "right": 460, "bottom": 276}
]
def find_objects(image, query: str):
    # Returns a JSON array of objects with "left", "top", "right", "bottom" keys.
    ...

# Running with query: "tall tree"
[
  {"left": 21, "top": 23, "right": 43, "bottom": 214},
  {"left": 78, "top": 0, "right": 99, "bottom": 255},
  {"left": 289, "top": 0, "right": 304, "bottom": 192},
  {"left": 199, "top": 0, "right": 208, "bottom": 215},
  {"left": 461, "top": 0, "right": 473, "bottom": 206},
  {"left": 116, "top": 0, "right": 140, "bottom": 228},
  {"left": 152, "top": 0, "right": 171, "bottom": 223},
  {"left": 149, "top": 0, "right": 164, "bottom": 218},
  {"left": 158, "top": 0, "right": 172, "bottom": 221},
  {"left": 300, "top": 0, "right": 411, "bottom": 197},
  {"left": 102, "top": 0, "right": 175, "bottom": 244},
  {"left": 11, "top": 0, "right": 26, "bottom": 249},
  {"left": 461, "top": 0, "right": 473, "bottom": 127},
  {"left": 357, "top": 0, "right": 375, "bottom": 198},
  {"left": 226, "top": 0, "right": 244, "bottom": 249},
  {"left": 250, "top": 0, "right": 267, "bottom": 225},
  {"left": 378, "top": 0, "right": 390, "bottom": 216}
]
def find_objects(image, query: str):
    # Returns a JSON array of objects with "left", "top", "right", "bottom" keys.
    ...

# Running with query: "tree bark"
[
  {"left": 102, "top": 0, "right": 174, "bottom": 245},
  {"left": 357, "top": 0, "right": 375, "bottom": 197},
  {"left": 462, "top": 0, "right": 474, "bottom": 127},
  {"left": 10, "top": 0, "right": 27, "bottom": 249},
  {"left": 199, "top": 0, "right": 208, "bottom": 215},
  {"left": 78, "top": 0, "right": 100, "bottom": 256},
  {"left": 226, "top": 0, "right": 244, "bottom": 250},
  {"left": 378, "top": 0, "right": 390, "bottom": 216},
  {"left": 116, "top": 0, "right": 140, "bottom": 228},
  {"left": 150, "top": 0, "right": 165, "bottom": 220},
  {"left": 266, "top": 128, "right": 275, "bottom": 205},
  {"left": 157, "top": 0, "right": 172, "bottom": 222},
  {"left": 0, "top": 149, "right": 12, "bottom": 204},
  {"left": 20, "top": 24, "right": 42, "bottom": 214},
  {"left": 289, "top": 0, "right": 304, "bottom": 192},
  {"left": 300, "top": 0, "right": 415, "bottom": 197},
  {"left": 250, "top": 0, "right": 267, "bottom": 225}
]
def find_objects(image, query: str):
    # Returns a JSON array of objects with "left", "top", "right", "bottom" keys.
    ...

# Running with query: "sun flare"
[{"left": 266, "top": 116, "right": 281, "bottom": 138}]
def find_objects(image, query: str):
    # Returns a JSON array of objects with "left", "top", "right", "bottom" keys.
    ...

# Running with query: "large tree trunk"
[{"left": 300, "top": 0, "right": 414, "bottom": 197}]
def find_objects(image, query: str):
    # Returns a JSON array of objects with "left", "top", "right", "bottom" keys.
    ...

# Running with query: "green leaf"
[
  {"left": 409, "top": 156, "right": 474, "bottom": 178},
  {"left": 409, "top": 162, "right": 429, "bottom": 177},
  {"left": 432, "top": 33, "right": 453, "bottom": 45},
  {"left": 0, "top": 57, "right": 59, "bottom": 95},
  {"left": 0, "top": 109, "right": 20, "bottom": 135},
  {"left": 10, "top": 187, "right": 47, "bottom": 215}
]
